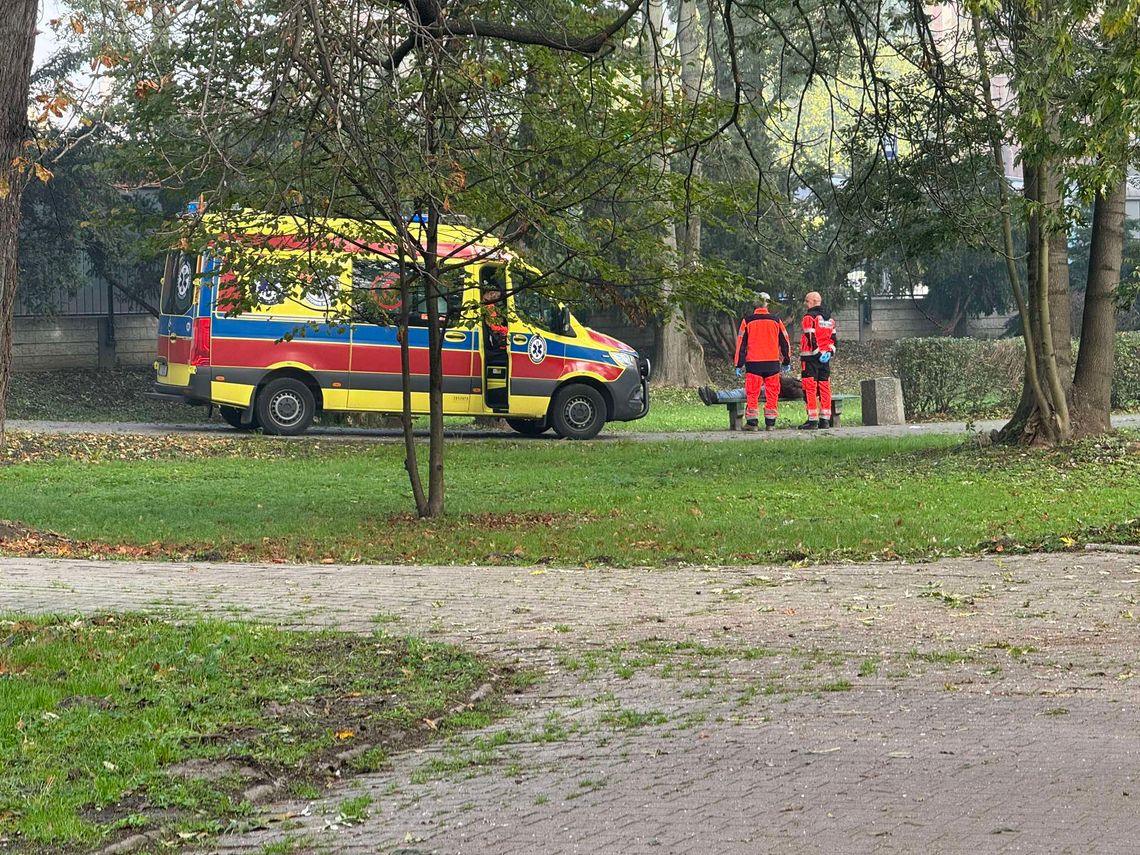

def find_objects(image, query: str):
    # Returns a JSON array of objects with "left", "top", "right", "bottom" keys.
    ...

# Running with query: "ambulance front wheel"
[
  {"left": 550, "top": 384, "right": 606, "bottom": 440},
  {"left": 256, "top": 377, "right": 316, "bottom": 436},
  {"left": 506, "top": 417, "right": 549, "bottom": 437}
]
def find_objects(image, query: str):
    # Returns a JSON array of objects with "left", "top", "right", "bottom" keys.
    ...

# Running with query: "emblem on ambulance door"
[
  {"left": 176, "top": 260, "right": 193, "bottom": 301},
  {"left": 527, "top": 334, "right": 547, "bottom": 364}
]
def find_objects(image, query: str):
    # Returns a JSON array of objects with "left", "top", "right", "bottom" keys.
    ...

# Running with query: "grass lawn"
[
  {"left": 1, "top": 431, "right": 1137, "bottom": 566},
  {"left": 0, "top": 614, "right": 514, "bottom": 853}
]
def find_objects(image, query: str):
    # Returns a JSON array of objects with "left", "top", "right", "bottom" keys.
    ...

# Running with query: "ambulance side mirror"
[{"left": 559, "top": 306, "right": 572, "bottom": 336}]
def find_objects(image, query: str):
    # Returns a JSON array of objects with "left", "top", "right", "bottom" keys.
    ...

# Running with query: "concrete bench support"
[{"left": 861, "top": 377, "right": 906, "bottom": 426}]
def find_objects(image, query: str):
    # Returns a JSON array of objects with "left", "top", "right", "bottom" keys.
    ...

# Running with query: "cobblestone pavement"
[
  {"left": 9, "top": 413, "right": 1140, "bottom": 443},
  {"left": 3, "top": 552, "right": 1140, "bottom": 854}
]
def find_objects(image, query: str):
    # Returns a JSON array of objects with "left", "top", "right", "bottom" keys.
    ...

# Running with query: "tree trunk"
[
  {"left": 997, "top": 155, "right": 1073, "bottom": 444},
  {"left": 1071, "top": 177, "right": 1126, "bottom": 436},
  {"left": 0, "top": 0, "right": 38, "bottom": 448},
  {"left": 423, "top": 204, "right": 445, "bottom": 518},
  {"left": 1034, "top": 155, "right": 1072, "bottom": 440},
  {"left": 397, "top": 246, "right": 428, "bottom": 515},
  {"left": 644, "top": 0, "right": 708, "bottom": 388}
]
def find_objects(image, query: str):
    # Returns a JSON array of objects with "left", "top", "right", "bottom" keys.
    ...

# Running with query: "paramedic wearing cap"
[
  {"left": 733, "top": 292, "right": 791, "bottom": 431},
  {"left": 798, "top": 291, "right": 838, "bottom": 430}
]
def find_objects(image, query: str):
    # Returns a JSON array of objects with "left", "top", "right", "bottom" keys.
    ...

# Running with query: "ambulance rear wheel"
[
  {"left": 219, "top": 405, "right": 259, "bottom": 432},
  {"left": 256, "top": 377, "right": 315, "bottom": 436},
  {"left": 550, "top": 384, "right": 605, "bottom": 440},
  {"left": 506, "top": 417, "right": 549, "bottom": 436}
]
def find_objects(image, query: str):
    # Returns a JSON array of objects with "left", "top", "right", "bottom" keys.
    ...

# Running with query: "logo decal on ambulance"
[
  {"left": 176, "top": 261, "right": 193, "bottom": 301},
  {"left": 527, "top": 335, "right": 547, "bottom": 364}
]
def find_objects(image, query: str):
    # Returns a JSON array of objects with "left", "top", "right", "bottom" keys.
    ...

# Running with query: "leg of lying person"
[{"left": 716, "top": 387, "right": 746, "bottom": 403}]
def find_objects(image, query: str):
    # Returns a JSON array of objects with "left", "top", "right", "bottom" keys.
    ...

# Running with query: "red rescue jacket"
[
  {"left": 735, "top": 307, "right": 791, "bottom": 371},
  {"left": 800, "top": 306, "right": 837, "bottom": 357}
]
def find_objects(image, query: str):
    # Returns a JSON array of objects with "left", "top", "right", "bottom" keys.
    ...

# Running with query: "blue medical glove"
[
  {"left": 735, "top": 367, "right": 744, "bottom": 378},
  {"left": 819, "top": 351, "right": 831, "bottom": 364},
  {"left": 781, "top": 363, "right": 791, "bottom": 374}
]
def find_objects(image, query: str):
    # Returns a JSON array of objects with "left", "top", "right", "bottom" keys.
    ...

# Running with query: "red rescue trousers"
[
  {"left": 800, "top": 357, "right": 832, "bottom": 421},
  {"left": 745, "top": 371, "right": 782, "bottom": 421}
]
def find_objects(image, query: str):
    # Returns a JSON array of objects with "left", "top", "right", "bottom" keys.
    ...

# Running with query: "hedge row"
[{"left": 891, "top": 332, "right": 1140, "bottom": 417}]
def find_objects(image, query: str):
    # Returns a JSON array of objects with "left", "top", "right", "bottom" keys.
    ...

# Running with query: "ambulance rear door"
[{"left": 155, "top": 252, "right": 199, "bottom": 389}]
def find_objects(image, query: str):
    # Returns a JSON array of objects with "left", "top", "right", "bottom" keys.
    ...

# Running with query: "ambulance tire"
[
  {"left": 219, "top": 405, "right": 259, "bottom": 432},
  {"left": 505, "top": 417, "right": 549, "bottom": 437},
  {"left": 256, "top": 377, "right": 316, "bottom": 436},
  {"left": 550, "top": 384, "right": 606, "bottom": 440}
]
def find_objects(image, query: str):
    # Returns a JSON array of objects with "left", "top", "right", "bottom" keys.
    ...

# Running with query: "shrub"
[
  {"left": 892, "top": 337, "right": 1013, "bottom": 417},
  {"left": 1115, "top": 332, "right": 1140, "bottom": 409},
  {"left": 893, "top": 332, "right": 1140, "bottom": 417},
  {"left": 986, "top": 338, "right": 1027, "bottom": 409}
]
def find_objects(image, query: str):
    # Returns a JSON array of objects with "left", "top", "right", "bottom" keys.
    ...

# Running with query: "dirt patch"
[
  {"left": 59, "top": 632, "right": 526, "bottom": 855},
  {"left": 162, "top": 759, "right": 262, "bottom": 782}
]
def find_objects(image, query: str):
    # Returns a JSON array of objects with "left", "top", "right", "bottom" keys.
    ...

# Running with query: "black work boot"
[
  {"left": 797, "top": 420, "right": 818, "bottom": 430},
  {"left": 698, "top": 386, "right": 713, "bottom": 405},
  {"left": 765, "top": 418, "right": 776, "bottom": 431},
  {"left": 743, "top": 419, "right": 759, "bottom": 432},
  {"left": 818, "top": 418, "right": 830, "bottom": 429}
]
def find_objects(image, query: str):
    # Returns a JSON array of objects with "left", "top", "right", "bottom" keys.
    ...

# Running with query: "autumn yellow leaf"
[
  {"left": 33, "top": 163, "right": 53, "bottom": 183},
  {"left": 335, "top": 729, "right": 354, "bottom": 740}
]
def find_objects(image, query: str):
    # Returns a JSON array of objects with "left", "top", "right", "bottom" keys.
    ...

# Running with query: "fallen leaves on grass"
[
  {"left": 384, "top": 510, "right": 605, "bottom": 530},
  {"left": 0, "top": 431, "right": 373, "bottom": 465},
  {"left": 0, "top": 520, "right": 167, "bottom": 560}
]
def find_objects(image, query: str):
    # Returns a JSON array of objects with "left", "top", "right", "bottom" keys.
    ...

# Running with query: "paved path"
[
  {"left": 8, "top": 413, "right": 1140, "bottom": 443},
  {"left": 3, "top": 552, "right": 1140, "bottom": 853}
]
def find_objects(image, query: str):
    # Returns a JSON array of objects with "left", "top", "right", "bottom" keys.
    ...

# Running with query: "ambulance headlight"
[{"left": 610, "top": 350, "right": 639, "bottom": 371}]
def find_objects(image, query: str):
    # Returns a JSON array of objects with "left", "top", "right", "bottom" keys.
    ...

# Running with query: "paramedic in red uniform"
[
  {"left": 482, "top": 286, "right": 508, "bottom": 356},
  {"left": 734, "top": 291, "right": 791, "bottom": 431},
  {"left": 798, "top": 291, "right": 838, "bottom": 429}
]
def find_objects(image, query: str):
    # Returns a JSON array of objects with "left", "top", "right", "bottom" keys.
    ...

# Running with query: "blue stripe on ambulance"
[
  {"left": 159, "top": 315, "right": 194, "bottom": 336},
  {"left": 210, "top": 316, "right": 473, "bottom": 350},
  {"left": 508, "top": 337, "right": 614, "bottom": 364}
]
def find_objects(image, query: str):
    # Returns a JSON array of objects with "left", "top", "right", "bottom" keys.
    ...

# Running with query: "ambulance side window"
[
  {"left": 408, "top": 269, "right": 463, "bottom": 326},
  {"left": 351, "top": 259, "right": 404, "bottom": 325},
  {"left": 513, "top": 270, "right": 573, "bottom": 337},
  {"left": 350, "top": 258, "right": 461, "bottom": 327}
]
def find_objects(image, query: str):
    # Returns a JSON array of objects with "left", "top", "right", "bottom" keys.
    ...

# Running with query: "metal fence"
[{"left": 13, "top": 277, "right": 157, "bottom": 318}]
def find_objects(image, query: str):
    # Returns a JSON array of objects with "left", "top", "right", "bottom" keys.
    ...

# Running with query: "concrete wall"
[
  {"left": 13, "top": 315, "right": 158, "bottom": 371},
  {"left": 834, "top": 297, "right": 945, "bottom": 342},
  {"left": 834, "top": 297, "right": 1015, "bottom": 343},
  {"left": 964, "top": 311, "right": 1015, "bottom": 339}
]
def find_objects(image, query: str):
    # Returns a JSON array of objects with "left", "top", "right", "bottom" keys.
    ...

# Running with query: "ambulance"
[{"left": 152, "top": 214, "right": 650, "bottom": 439}]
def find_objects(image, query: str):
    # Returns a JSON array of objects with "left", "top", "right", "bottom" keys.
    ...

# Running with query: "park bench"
[{"left": 700, "top": 388, "right": 856, "bottom": 431}]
